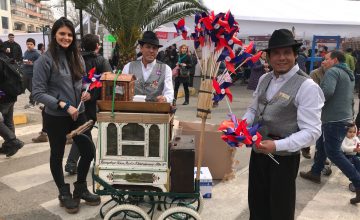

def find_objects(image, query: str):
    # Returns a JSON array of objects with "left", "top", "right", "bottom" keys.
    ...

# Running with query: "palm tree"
[{"left": 79, "top": 0, "right": 208, "bottom": 69}]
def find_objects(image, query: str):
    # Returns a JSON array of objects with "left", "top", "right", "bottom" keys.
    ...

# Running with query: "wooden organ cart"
[{"left": 89, "top": 73, "right": 202, "bottom": 220}]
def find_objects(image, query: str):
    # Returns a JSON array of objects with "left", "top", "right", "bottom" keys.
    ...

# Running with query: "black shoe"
[
  {"left": 0, "top": 146, "right": 9, "bottom": 154},
  {"left": 299, "top": 171, "right": 321, "bottom": 184},
  {"left": 350, "top": 189, "right": 360, "bottom": 204},
  {"left": 65, "top": 163, "right": 77, "bottom": 175},
  {"left": 73, "top": 181, "right": 101, "bottom": 206},
  {"left": 182, "top": 101, "right": 189, "bottom": 105},
  {"left": 58, "top": 183, "right": 79, "bottom": 214},
  {"left": 5, "top": 139, "right": 24, "bottom": 157}
]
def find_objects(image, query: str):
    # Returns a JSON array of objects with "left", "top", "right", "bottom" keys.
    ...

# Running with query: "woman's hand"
[
  {"left": 181, "top": 63, "right": 186, "bottom": 67},
  {"left": 67, "top": 105, "right": 79, "bottom": 121},
  {"left": 81, "top": 91, "right": 91, "bottom": 102}
]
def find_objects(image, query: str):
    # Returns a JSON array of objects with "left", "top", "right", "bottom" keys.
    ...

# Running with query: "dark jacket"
[
  {"left": 0, "top": 52, "right": 17, "bottom": 103},
  {"left": 176, "top": 53, "right": 192, "bottom": 81},
  {"left": 82, "top": 51, "right": 112, "bottom": 121},
  {"left": 3, "top": 41, "right": 22, "bottom": 62},
  {"left": 247, "top": 60, "right": 266, "bottom": 90},
  {"left": 297, "top": 52, "right": 307, "bottom": 73}
]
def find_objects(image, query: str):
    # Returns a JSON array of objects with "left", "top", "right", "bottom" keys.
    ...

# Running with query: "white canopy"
[{"left": 203, "top": 0, "right": 360, "bottom": 25}]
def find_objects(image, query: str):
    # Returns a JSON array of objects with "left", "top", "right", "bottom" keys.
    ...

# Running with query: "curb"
[{"left": 13, "top": 113, "right": 28, "bottom": 125}]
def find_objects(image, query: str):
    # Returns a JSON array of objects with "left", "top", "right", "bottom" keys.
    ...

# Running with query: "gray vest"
[
  {"left": 129, "top": 60, "right": 166, "bottom": 102},
  {"left": 253, "top": 70, "right": 309, "bottom": 156}
]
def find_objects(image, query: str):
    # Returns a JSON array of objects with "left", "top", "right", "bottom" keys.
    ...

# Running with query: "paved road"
[{"left": 1, "top": 81, "right": 360, "bottom": 219}]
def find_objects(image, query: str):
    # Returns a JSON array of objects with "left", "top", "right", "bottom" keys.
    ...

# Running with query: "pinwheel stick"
[
  {"left": 77, "top": 83, "right": 90, "bottom": 111},
  {"left": 225, "top": 96, "right": 233, "bottom": 114},
  {"left": 196, "top": 117, "right": 207, "bottom": 180},
  {"left": 268, "top": 153, "right": 280, "bottom": 165}
]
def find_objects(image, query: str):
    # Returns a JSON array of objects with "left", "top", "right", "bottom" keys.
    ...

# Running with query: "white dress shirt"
[
  {"left": 122, "top": 59, "right": 174, "bottom": 103},
  {"left": 243, "top": 64, "right": 325, "bottom": 152}
]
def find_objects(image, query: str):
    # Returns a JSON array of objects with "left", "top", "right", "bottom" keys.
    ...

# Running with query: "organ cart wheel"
[
  {"left": 157, "top": 207, "right": 201, "bottom": 220},
  {"left": 161, "top": 196, "right": 203, "bottom": 213},
  {"left": 104, "top": 204, "right": 151, "bottom": 220}
]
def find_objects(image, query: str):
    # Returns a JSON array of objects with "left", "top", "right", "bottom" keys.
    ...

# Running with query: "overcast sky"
[{"left": 202, "top": 0, "right": 360, "bottom": 24}]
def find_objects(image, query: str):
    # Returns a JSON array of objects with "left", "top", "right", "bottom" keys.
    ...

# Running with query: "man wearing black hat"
[
  {"left": 122, "top": 31, "right": 174, "bottom": 103},
  {"left": 242, "top": 29, "right": 324, "bottom": 220}
]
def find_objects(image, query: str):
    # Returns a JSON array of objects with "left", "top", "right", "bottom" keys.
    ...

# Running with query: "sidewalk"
[{"left": 9, "top": 81, "right": 360, "bottom": 219}]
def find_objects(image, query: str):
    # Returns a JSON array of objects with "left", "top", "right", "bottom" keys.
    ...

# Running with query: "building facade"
[
  {"left": 0, "top": 0, "right": 12, "bottom": 34},
  {"left": 10, "top": 0, "right": 53, "bottom": 33}
]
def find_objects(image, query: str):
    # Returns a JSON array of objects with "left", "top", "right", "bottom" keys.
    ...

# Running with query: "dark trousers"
[
  {"left": 0, "top": 102, "right": 16, "bottom": 142},
  {"left": 311, "top": 122, "right": 360, "bottom": 188},
  {"left": 43, "top": 112, "right": 94, "bottom": 189},
  {"left": 248, "top": 150, "right": 300, "bottom": 220},
  {"left": 23, "top": 74, "right": 34, "bottom": 104},
  {"left": 174, "top": 77, "right": 189, "bottom": 102},
  {"left": 66, "top": 100, "right": 96, "bottom": 167}
]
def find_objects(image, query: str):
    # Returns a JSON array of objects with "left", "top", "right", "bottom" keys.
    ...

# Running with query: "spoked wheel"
[
  {"left": 162, "top": 196, "right": 203, "bottom": 213},
  {"left": 157, "top": 207, "right": 201, "bottom": 220},
  {"left": 104, "top": 204, "right": 150, "bottom": 220}
]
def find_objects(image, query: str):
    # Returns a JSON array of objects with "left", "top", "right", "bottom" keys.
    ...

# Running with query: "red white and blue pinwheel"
[
  {"left": 174, "top": 18, "right": 188, "bottom": 40},
  {"left": 218, "top": 114, "right": 262, "bottom": 148},
  {"left": 82, "top": 67, "right": 102, "bottom": 91},
  {"left": 212, "top": 78, "right": 232, "bottom": 102}
]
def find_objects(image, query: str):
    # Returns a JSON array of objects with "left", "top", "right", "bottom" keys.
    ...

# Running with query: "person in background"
[
  {"left": 169, "top": 44, "right": 178, "bottom": 69},
  {"left": 297, "top": 46, "right": 308, "bottom": 73},
  {"left": 64, "top": 34, "right": 112, "bottom": 175},
  {"left": 22, "top": 38, "right": 40, "bottom": 109},
  {"left": 3, "top": 33, "right": 22, "bottom": 62},
  {"left": 0, "top": 39, "right": 24, "bottom": 157},
  {"left": 243, "top": 29, "right": 324, "bottom": 220},
  {"left": 122, "top": 31, "right": 174, "bottom": 104},
  {"left": 300, "top": 50, "right": 360, "bottom": 205},
  {"left": 341, "top": 124, "right": 360, "bottom": 192},
  {"left": 189, "top": 51, "right": 198, "bottom": 88},
  {"left": 37, "top": 43, "right": 45, "bottom": 54},
  {"left": 247, "top": 51, "right": 269, "bottom": 90},
  {"left": 345, "top": 48, "right": 356, "bottom": 72},
  {"left": 173, "top": 44, "right": 192, "bottom": 105},
  {"left": 32, "top": 17, "right": 100, "bottom": 214}
]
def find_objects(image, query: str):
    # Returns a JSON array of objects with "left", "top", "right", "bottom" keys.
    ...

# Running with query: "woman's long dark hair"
[{"left": 49, "top": 17, "right": 83, "bottom": 80}]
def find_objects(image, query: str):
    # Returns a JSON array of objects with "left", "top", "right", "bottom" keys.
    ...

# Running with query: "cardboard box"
[
  {"left": 194, "top": 167, "right": 212, "bottom": 198},
  {"left": 174, "top": 120, "right": 234, "bottom": 180}
]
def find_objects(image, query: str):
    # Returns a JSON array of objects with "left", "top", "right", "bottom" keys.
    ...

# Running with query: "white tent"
[{"left": 156, "top": 0, "right": 360, "bottom": 47}]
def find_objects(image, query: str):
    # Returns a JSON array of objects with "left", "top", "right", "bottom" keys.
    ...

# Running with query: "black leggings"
[{"left": 43, "top": 112, "right": 94, "bottom": 189}]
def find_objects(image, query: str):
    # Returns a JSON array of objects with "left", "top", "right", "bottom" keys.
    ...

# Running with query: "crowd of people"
[{"left": 1, "top": 16, "right": 360, "bottom": 218}]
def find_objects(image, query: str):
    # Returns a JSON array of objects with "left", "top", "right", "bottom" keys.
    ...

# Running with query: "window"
[
  {"left": 0, "top": 0, "right": 7, "bottom": 10},
  {"left": 149, "top": 125, "right": 160, "bottom": 157},
  {"left": 106, "top": 123, "right": 118, "bottom": 155},
  {"left": 1, "top": 16, "right": 8, "bottom": 29}
]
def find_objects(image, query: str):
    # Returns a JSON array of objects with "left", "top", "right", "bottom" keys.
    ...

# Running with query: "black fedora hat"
[
  {"left": 138, "top": 31, "right": 163, "bottom": 48},
  {"left": 263, "top": 29, "right": 302, "bottom": 52}
]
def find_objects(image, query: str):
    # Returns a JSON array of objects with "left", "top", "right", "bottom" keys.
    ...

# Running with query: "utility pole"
[
  {"left": 64, "top": 0, "right": 67, "bottom": 18},
  {"left": 79, "top": 8, "right": 83, "bottom": 38}
]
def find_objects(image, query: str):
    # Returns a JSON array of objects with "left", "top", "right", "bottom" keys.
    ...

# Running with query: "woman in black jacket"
[{"left": 174, "top": 44, "right": 192, "bottom": 105}]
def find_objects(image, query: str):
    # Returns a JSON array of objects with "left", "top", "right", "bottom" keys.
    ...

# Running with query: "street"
[{"left": 1, "top": 81, "right": 360, "bottom": 219}]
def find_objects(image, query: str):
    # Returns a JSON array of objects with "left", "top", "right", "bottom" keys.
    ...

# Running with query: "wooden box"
[
  {"left": 97, "top": 101, "right": 171, "bottom": 113},
  {"left": 100, "top": 72, "right": 136, "bottom": 102}
]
